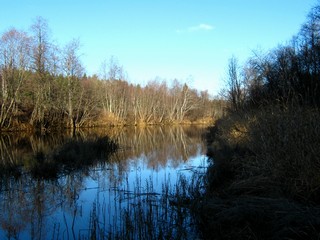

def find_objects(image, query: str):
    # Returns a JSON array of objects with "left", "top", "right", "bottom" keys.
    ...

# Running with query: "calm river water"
[{"left": 0, "top": 126, "right": 208, "bottom": 240}]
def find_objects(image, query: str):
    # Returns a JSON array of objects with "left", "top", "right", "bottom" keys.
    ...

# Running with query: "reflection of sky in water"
[
  {"left": 72, "top": 151, "right": 208, "bottom": 238},
  {"left": 0, "top": 126, "right": 208, "bottom": 239},
  {"left": 82, "top": 151, "right": 207, "bottom": 196}
]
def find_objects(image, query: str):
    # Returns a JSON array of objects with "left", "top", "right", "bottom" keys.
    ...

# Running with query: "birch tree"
[
  {"left": 0, "top": 29, "right": 31, "bottom": 129},
  {"left": 61, "top": 39, "right": 84, "bottom": 129},
  {"left": 29, "top": 17, "right": 52, "bottom": 127}
]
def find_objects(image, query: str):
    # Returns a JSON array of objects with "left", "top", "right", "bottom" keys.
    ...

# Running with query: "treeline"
[
  {"left": 200, "top": 4, "right": 320, "bottom": 239},
  {"left": 225, "top": 4, "right": 320, "bottom": 110},
  {"left": 0, "top": 17, "right": 224, "bottom": 132}
]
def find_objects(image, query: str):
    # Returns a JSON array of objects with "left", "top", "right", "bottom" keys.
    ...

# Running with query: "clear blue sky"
[{"left": 0, "top": 0, "right": 317, "bottom": 95}]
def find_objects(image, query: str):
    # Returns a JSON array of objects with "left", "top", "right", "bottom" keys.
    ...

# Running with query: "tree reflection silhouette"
[{"left": 0, "top": 126, "right": 207, "bottom": 239}]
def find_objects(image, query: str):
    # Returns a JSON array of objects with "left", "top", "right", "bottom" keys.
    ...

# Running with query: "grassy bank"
[{"left": 197, "top": 106, "right": 320, "bottom": 239}]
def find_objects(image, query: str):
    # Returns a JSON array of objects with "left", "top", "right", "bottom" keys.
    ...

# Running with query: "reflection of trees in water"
[
  {"left": 0, "top": 131, "right": 113, "bottom": 238},
  {"left": 0, "top": 171, "right": 88, "bottom": 239},
  {"left": 100, "top": 125, "right": 206, "bottom": 185},
  {"left": 0, "top": 131, "right": 117, "bottom": 179},
  {"left": 1, "top": 177, "right": 58, "bottom": 239},
  {"left": 112, "top": 125, "right": 206, "bottom": 169},
  {"left": 0, "top": 126, "right": 206, "bottom": 238},
  {"left": 0, "top": 134, "right": 31, "bottom": 173},
  {"left": 0, "top": 132, "right": 68, "bottom": 176},
  {"left": 0, "top": 126, "right": 206, "bottom": 174},
  {"left": 0, "top": 126, "right": 206, "bottom": 185}
]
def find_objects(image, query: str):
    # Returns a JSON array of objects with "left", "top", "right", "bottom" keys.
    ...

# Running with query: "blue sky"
[{"left": 0, "top": 0, "right": 317, "bottom": 95}]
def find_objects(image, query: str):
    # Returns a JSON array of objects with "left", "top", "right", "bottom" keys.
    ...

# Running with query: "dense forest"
[
  {"left": 0, "top": 17, "right": 224, "bottom": 132},
  {"left": 201, "top": 3, "right": 320, "bottom": 239}
]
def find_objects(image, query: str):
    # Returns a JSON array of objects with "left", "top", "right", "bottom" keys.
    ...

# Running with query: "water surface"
[{"left": 0, "top": 126, "right": 208, "bottom": 239}]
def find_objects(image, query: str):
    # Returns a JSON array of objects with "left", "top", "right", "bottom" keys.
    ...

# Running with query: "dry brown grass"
[
  {"left": 246, "top": 106, "right": 320, "bottom": 202},
  {"left": 200, "top": 105, "right": 320, "bottom": 239},
  {"left": 207, "top": 105, "right": 320, "bottom": 202}
]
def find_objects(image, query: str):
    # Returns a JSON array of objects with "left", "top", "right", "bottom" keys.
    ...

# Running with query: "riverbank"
[
  {"left": 0, "top": 117, "right": 215, "bottom": 133},
  {"left": 196, "top": 106, "right": 320, "bottom": 239}
]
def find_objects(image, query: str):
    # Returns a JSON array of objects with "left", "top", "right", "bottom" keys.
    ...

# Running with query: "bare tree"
[
  {"left": 227, "top": 56, "right": 245, "bottom": 111},
  {"left": 29, "top": 17, "right": 52, "bottom": 127},
  {"left": 177, "top": 84, "right": 199, "bottom": 121},
  {"left": 99, "top": 57, "right": 129, "bottom": 123},
  {"left": 0, "top": 28, "right": 31, "bottom": 129},
  {"left": 61, "top": 38, "right": 84, "bottom": 129}
]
